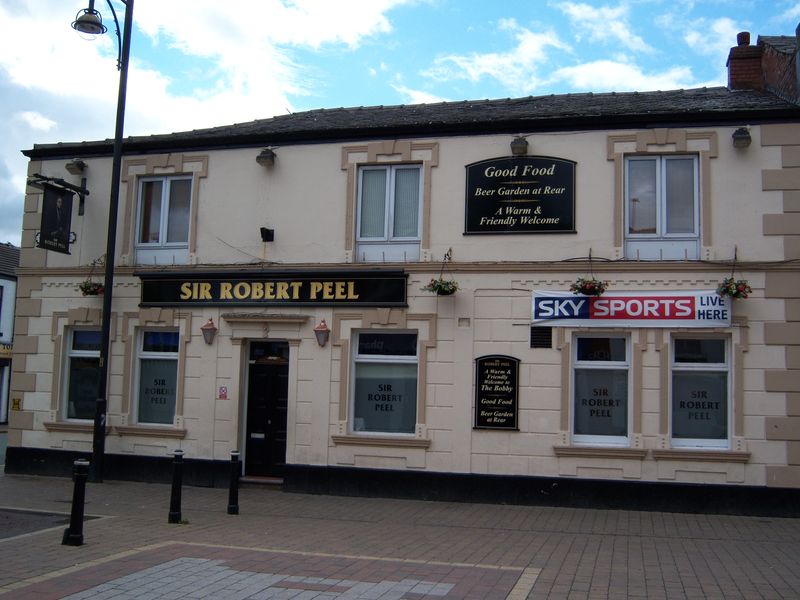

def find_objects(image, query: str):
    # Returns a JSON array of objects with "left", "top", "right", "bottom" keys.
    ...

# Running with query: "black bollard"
[
  {"left": 227, "top": 450, "right": 240, "bottom": 515},
  {"left": 62, "top": 459, "right": 90, "bottom": 546},
  {"left": 168, "top": 449, "right": 184, "bottom": 524}
]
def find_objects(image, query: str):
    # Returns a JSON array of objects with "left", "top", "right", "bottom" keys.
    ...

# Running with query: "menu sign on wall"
[
  {"left": 474, "top": 355, "right": 519, "bottom": 430},
  {"left": 465, "top": 156, "right": 576, "bottom": 234}
]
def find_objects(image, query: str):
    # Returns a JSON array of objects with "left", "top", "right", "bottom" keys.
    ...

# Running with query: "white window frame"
[
  {"left": 63, "top": 328, "right": 101, "bottom": 421},
  {"left": 670, "top": 336, "right": 730, "bottom": 449},
  {"left": 355, "top": 164, "right": 423, "bottom": 262},
  {"left": 624, "top": 155, "right": 700, "bottom": 260},
  {"left": 572, "top": 334, "right": 631, "bottom": 446},
  {"left": 134, "top": 329, "right": 180, "bottom": 426},
  {"left": 135, "top": 175, "right": 192, "bottom": 265},
  {"left": 350, "top": 330, "right": 418, "bottom": 436}
]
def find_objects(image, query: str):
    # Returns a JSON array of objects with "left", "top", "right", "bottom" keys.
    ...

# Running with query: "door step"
[{"left": 239, "top": 476, "right": 284, "bottom": 488}]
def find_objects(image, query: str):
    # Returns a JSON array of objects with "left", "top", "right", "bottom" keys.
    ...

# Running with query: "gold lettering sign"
[{"left": 140, "top": 271, "right": 406, "bottom": 307}]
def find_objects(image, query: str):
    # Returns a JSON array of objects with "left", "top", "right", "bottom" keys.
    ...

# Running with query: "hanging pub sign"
[
  {"left": 37, "top": 184, "right": 73, "bottom": 255},
  {"left": 465, "top": 156, "right": 576, "bottom": 234},
  {"left": 532, "top": 290, "right": 732, "bottom": 328},
  {"left": 474, "top": 355, "right": 519, "bottom": 430},
  {"left": 138, "top": 270, "right": 407, "bottom": 307}
]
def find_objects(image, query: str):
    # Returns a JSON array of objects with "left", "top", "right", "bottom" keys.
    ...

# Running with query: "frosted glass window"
[
  {"left": 392, "top": 168, "right": 420, "bottom": 237},
  {"left": 359, "top": 170, "right": 387, "bottom": 238}
]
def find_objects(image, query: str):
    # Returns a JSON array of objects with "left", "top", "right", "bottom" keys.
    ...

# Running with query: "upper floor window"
[
  {"left": 136, "top": 176, "right": 192, "bottom": 265},
  {"left": 356, "top": 165, "right": 421, "bottom": 262},
  {"left": 64, "top": 329, "right": 101, "bottom": 420},
  {"left": 671, "top": 337, "right": 729, "bottom": 448},
  {"left": 625, "top": 155, "right": 699, "bottom": 260}
]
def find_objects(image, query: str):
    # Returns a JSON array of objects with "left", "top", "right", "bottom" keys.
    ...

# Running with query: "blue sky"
[{"left": 1, "top": 0, "right": 798, "bottom": 245}]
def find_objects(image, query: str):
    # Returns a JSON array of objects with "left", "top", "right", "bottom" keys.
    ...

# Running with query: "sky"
[{"left": 1, "top": 0, "right": 798, "bottom": 246}]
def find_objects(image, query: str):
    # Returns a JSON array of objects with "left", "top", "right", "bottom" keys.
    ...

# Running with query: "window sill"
[
  {"left": 114, "top": 425, "right": 187, "bottom": 439},
  {"left": 43, "top": 421, "right": 110, "bottom": 434},
  {"left": 652, "top": 449, "right": 750, "bottom": 463},
  {"left": 554, "top": 446, "right": 647, "bottom": 460},
  {"left": 331, "top": 434, "right": 431, "bottom": 449}
]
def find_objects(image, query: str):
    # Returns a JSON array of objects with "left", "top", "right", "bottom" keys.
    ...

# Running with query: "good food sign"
[{"left": 465, "top": 156, "right": 576, "bottom": 234}]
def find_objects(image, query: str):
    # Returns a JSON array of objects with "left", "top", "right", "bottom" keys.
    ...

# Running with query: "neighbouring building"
[
  {"left": 6, "top": 29, "right": 800, "bottom": 514},
  {"left": 0, "top": 242, "right": 20, "bottom": 460}
]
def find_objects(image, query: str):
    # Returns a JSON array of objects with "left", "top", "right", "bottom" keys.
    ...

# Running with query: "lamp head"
[
  {"left": 314, "top": 319, "right": 330, "bottom": 347},
  {"left": 732, "top": 127, "right": 751, "bottom": 149},
  {"left": 256, "top": 148, "right": 276, "bottom": 167},
  {"left": 72, "top": 6, "right": 107, "bottom": 35}
]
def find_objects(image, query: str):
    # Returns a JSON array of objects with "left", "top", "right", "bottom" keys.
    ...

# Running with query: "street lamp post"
[{"left": 72, "top": 0, "right": 134, "bottom": 483}]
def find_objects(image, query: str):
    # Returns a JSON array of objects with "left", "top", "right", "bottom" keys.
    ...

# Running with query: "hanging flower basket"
[
  {"left": 422, "top": 278, "right": 459, "bottom": 296},
  {"left": 716, "top": 277, "right": 751, "bottom": 299},
  {"left": 79, "top": 280, "right": 104, "bottom": 296},
  {"left": 570, "top": 276, "right": 608, "bottom": 296}
]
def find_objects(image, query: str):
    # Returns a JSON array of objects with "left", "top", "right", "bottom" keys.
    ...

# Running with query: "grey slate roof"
[
  {"left": 759, "top": 35, "right": 798, "bottom": 54},
  {"left": 24, "top": 86, "right": 800, "bottom": 159},
  {"left": 0, "top": 243, "right": 20, "bottom": 279}
]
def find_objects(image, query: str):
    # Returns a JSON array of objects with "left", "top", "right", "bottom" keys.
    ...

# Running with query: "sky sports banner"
[{"left": 532, "top": 290, "right": 731, "bottom": 328}]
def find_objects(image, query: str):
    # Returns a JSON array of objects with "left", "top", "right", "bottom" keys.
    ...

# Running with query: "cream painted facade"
[
  {"left": 8, "top": 29, "right": 800, "bottom": 504},
  {"left": 8, "top": 119, "right": 799, "bottom": 498}
]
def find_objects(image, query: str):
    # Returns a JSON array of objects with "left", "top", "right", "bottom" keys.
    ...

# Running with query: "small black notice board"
[{"left": 474, "top": 355, "right": 520, "bottom": 430}]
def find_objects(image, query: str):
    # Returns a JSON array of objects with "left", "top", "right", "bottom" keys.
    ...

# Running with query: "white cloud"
[
  {"left": 685, "top": 17, "right": 740, "bottom": 57},
  {"left": 390, "top": 84, "right": 449, "bottom": 104},
  {"left": 779, "top": 3, "right": 800, "bottom": 23},
  {"left": 554, "top": 2, "right": 655, "bottom": 54},
  {"left": 422, "top": 21, "right": 570, "bottom": 94},
  {"left": 552, "top": 60, "right": 696, "bottom": 91},
  {"left": 0, "top": 0, "right": 411, "bottom": 245},
  {"left": 16, "top": 112, "right": 56, "bottom": 131}
]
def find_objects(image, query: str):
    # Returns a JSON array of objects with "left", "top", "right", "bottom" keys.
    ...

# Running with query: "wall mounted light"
[
  {"left": 200, "top": 318, "right": 218, "bottom": 345},
  {"left": 510, "top": 136, "right": 529, "bottom": 156},
  {"left": 314, "top": 319, "right": 330, "bottom": 347},
  {"left": 65, "top": 159, "right": 88, "bottom": 215},
  {"left": 260, "top": 227, "right": 274, "bottom": 242},
  {"left": 65, "top": 159, "right": 87, "bottom": 175},
  {"left": 256, "top": 147, "right": 276, "bottom": 167},
  {"left": 732, "top": 127, "right": 751, "bottom": 148}
]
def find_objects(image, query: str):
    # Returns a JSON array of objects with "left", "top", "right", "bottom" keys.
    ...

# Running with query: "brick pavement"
[{"left": 0, "top": 473, "right": 798, "bottom": 599}]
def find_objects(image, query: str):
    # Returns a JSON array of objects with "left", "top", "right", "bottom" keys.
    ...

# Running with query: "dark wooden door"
[{"left": 245, "top": 342, "right": 289, "bottom": 477}]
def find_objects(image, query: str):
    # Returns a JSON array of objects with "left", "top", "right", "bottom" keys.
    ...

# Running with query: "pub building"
[{"left": 6, "top": 29, "right": 800, "bottom": 514}]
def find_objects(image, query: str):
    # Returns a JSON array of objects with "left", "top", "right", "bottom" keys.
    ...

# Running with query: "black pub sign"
[
  {"left": 138, "top": 270, "right": 407, "bottom": 307},
  {"left": 465, "top": 156, "right": 576, "bottom": 234},
  {"left": 474, "top": 355, "right": 520, "bottom": 430}
]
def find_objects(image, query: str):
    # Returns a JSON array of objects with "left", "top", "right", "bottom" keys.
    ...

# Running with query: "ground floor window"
[
  {"left": 352, "top": 331, "right": 417, "bottom": 434},
  {"left": 573, "top": 336, "right": 629, "bottom": 445},
  {"left": 671, "top": 337, "right": 729, "bottom": 448},
  {"left": 136, "top": 330, "right": 179, "bottom": 425},
  {"left": 64, "top": 329, "right": 101, "bottom": 420}
]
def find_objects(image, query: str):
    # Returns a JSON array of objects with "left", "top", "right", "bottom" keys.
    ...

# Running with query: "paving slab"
[{"left": 0, "top": 474, "right": 798, "bottom": 599}]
